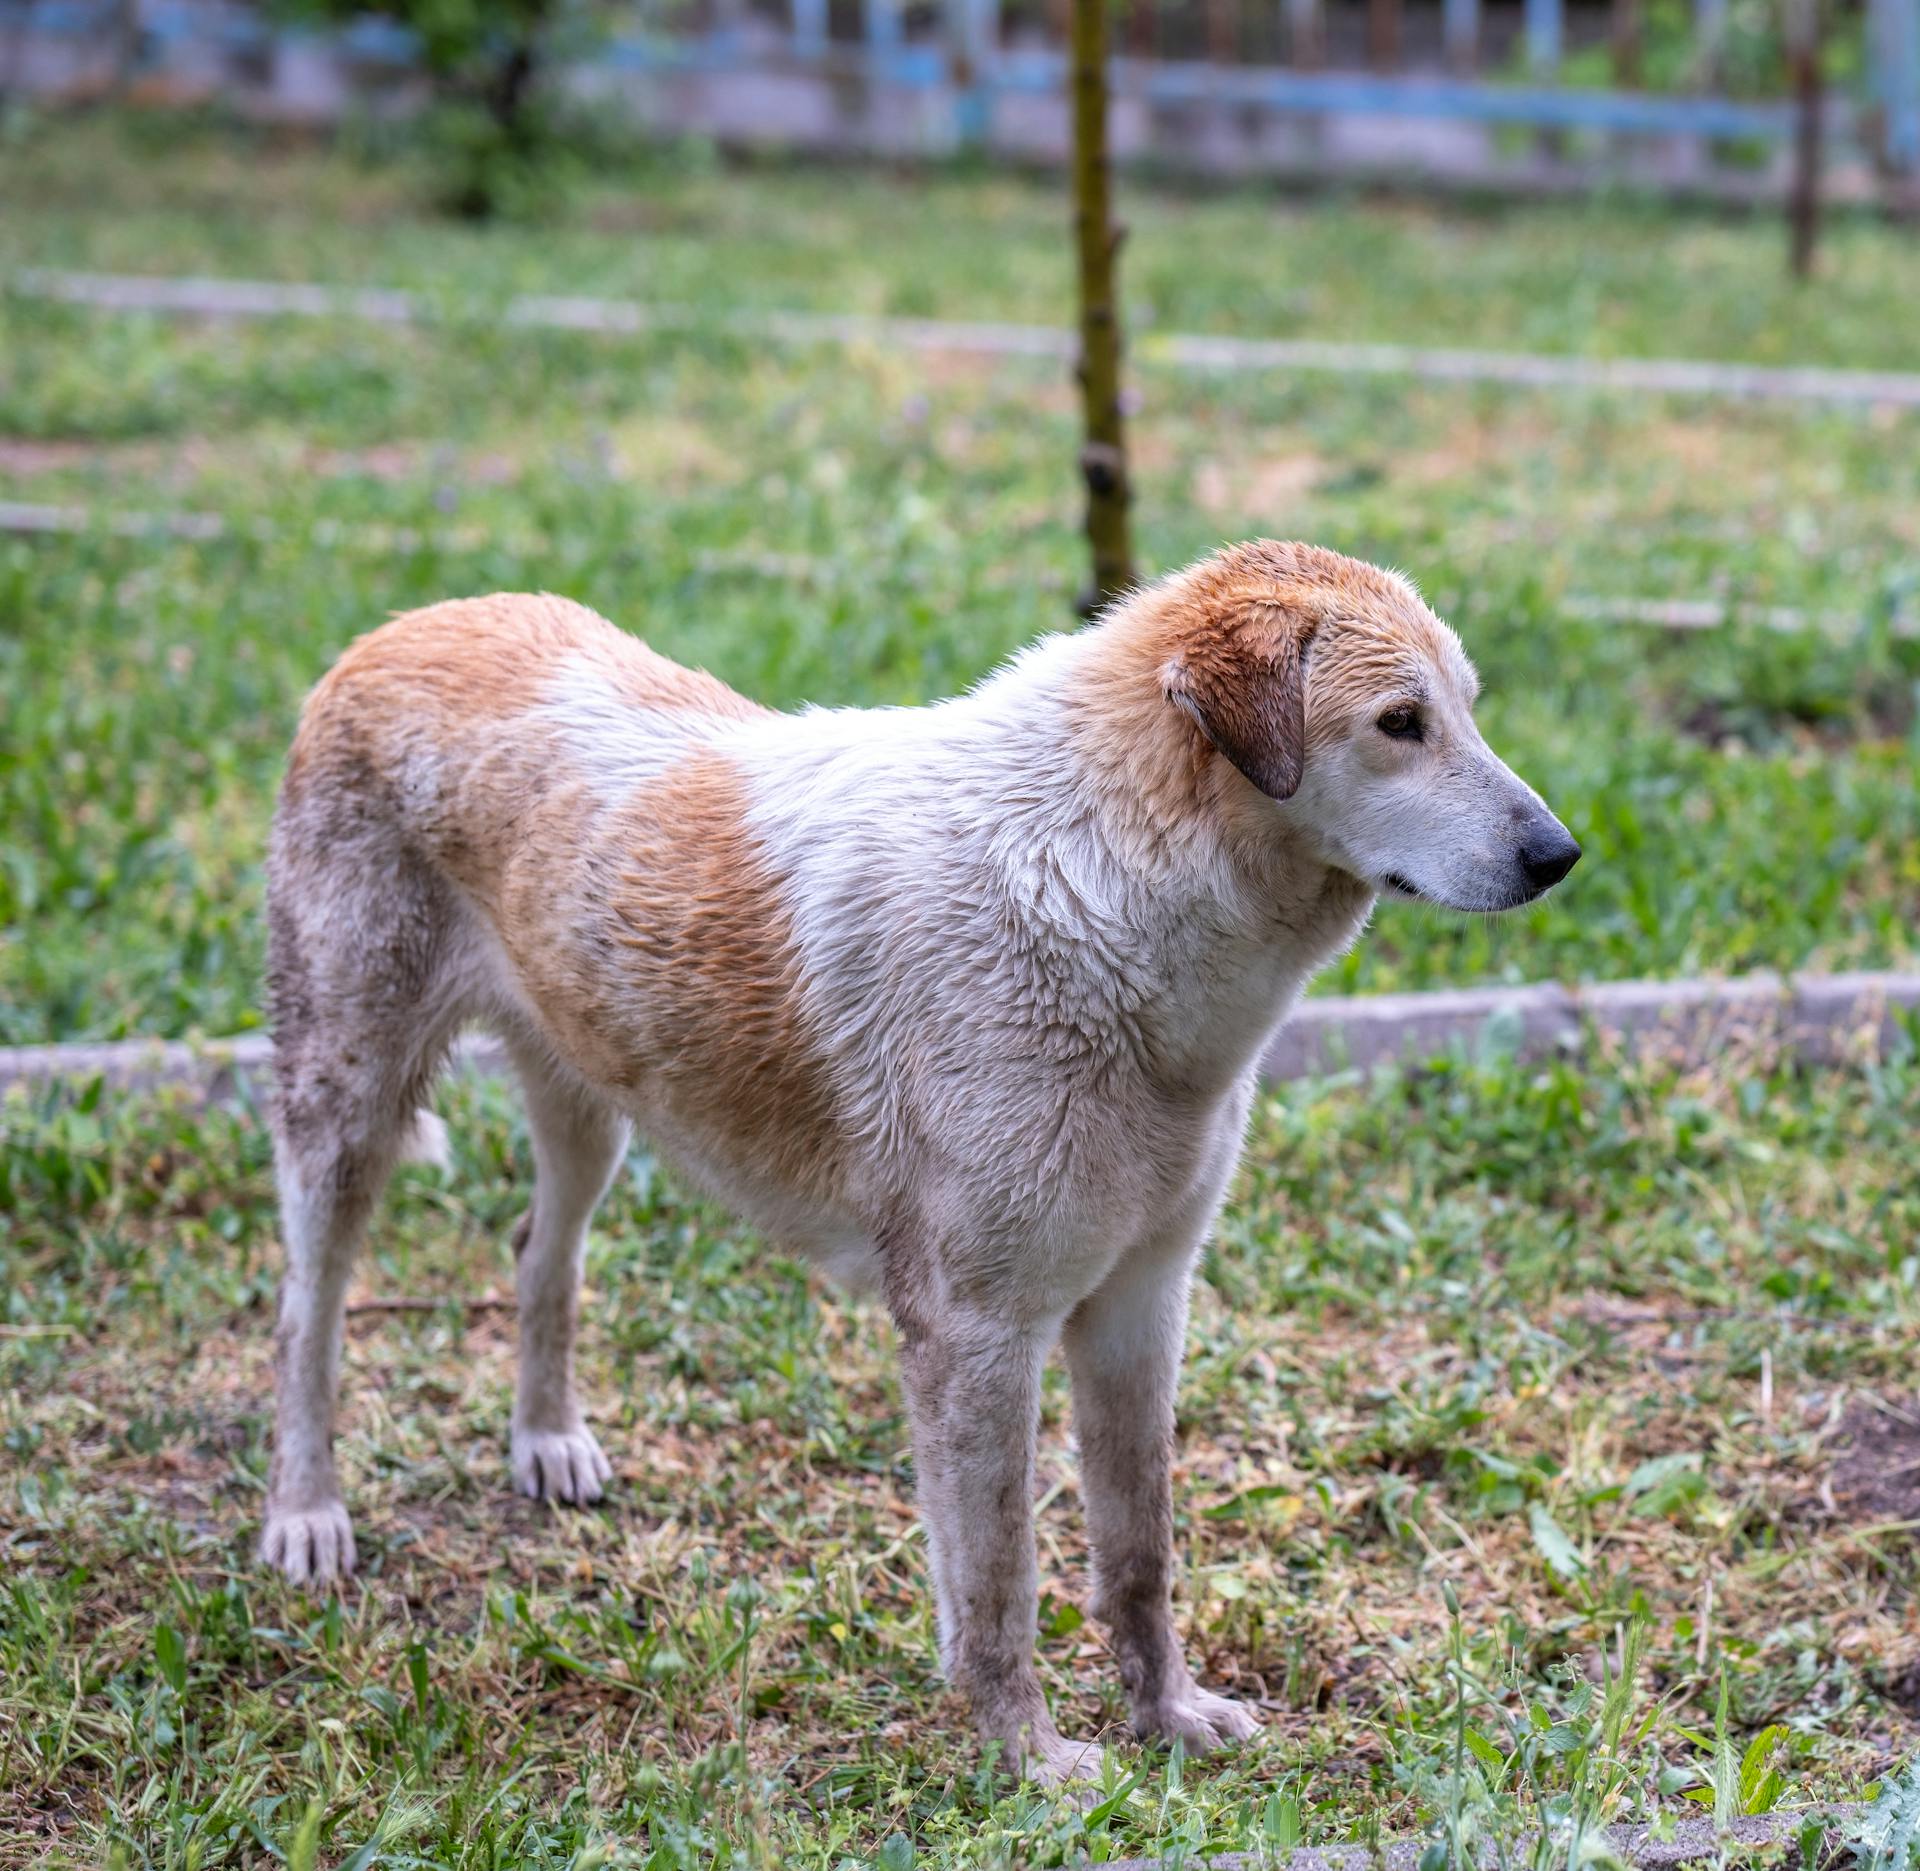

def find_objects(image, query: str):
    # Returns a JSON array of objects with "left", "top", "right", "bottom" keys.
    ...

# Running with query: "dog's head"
[{"left": 1158, "top": 541, "right": 1578, "bottom": 911}]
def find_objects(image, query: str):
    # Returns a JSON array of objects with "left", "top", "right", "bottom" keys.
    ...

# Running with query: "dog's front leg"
[
  {"left": 896, "top": 1306, "right": 1096, "bottom": 1785},
  {"left": 1064, "top": 1247, "right": 1261, "bottom": 1754}
]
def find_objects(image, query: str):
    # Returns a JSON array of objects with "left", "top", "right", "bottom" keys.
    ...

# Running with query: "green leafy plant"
[
  {"left": 1853, "top": 1757, "right": 1920, "bottom": 1871},
  {"left": 1400, "top": 1586, "right": 1652, "bottom": 1871},
  {"left": 1673, "top": 1675, "right": 1791, "bottom": 1824},
  {"left": 278, "top": 0, "right": 605, "bottom": 218}
]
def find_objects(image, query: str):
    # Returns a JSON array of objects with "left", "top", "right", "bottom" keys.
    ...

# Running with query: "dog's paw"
[
  {"left": 512, "top": 1426, "right": 611, "bottom": 1504},
  {"left": 1028, "top": 1730, "right": 1104, "bottom": 1785},
  {"left": 1135, "top": 1684, "right": 1262, "bottom": 1754},
  {"left": 261, "top": 1500, "right": 357, "bottom": 1589},
  {"left": 1024, "top": 1732, "right": 1106, "bottom": 1800},
  {"left": 981, "top": 1722, "right": 1103, "bottom": 1795}
]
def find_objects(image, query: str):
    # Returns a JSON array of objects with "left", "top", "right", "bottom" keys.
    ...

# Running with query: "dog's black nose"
[{"left": 1520, "top": 825, "right": 1581, "bottom": 891}]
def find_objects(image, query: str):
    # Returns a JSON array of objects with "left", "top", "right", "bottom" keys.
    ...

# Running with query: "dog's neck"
[{"left": 968, "top": 607, "right": 1376, "bottom": 1090}]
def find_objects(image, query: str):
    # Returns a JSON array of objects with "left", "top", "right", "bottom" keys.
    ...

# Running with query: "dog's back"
[{"left": 276, "top": 594, "right": 759, "bottom": 900}]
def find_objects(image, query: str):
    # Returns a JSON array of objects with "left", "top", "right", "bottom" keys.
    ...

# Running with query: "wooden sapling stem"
[
  {"left": 1787, "top": 0, "right": 1824, "bottom": 279},
  {"left": 1070, "top": 0, "right": 1137, "bottom": 617}
]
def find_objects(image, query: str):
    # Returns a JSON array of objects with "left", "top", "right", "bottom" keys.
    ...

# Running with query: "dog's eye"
[{"left": 1377, "top": 707, "right": 1423, "bottom": 741}]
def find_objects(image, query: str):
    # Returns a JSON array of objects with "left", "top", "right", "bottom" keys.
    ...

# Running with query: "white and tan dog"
[{"left": 261, "top": 539, "right": 1578, "bottom": 1779}]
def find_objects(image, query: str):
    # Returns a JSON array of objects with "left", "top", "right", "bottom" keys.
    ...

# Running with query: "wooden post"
[
  {"left": 1289, "top": 0, "right": 1325, "bottom": 67},
  {"left": 1368, "top": 0, "right": 1403, "bottom": 68},
  {"left": 1444, "top": 0, "right": 1481, "bottom": 73},
  {"left": 1129, "top": 0, "right": 1155, "bottom": 58},
  {"left": 112, "top": 0, "right": 145, "bottom": 99},
  {"left": 1611, "top": 0, "right": 1643, "bottom": 84},
  {"left": 1787, "top": 0, "right": 1823, "bottom": 277},
  {"left": 1207, "top": 0, "right": 1236, "bottom": 64},
  {"left": 1070, "top": 0, "right": 1136, "bottom": 616}
]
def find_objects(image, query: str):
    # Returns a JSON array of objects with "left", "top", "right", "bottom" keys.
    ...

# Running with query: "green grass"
[
  {"left": 7, "top": 114, "right": 1920, "bottom": 368},
  {"left": 2, "top": 119, "right": 1918, "bottom": 1043},
  {"left": 7, "top": 1032, "right": 1920, "bottom": 1866},
  {"left": 3, "top": 111, "right": 1920, "bottom": 1866}
]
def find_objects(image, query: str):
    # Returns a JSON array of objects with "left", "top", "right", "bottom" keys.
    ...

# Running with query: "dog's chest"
[{"left": 1119, "top": 878, "right": 1367, "bottom": 1100}]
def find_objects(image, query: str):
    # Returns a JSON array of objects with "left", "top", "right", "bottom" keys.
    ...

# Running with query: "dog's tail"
[{"left": 395, "top": 1108, "right": 453, "bottom": 1175}]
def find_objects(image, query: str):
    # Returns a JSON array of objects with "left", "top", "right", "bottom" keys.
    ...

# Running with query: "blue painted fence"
[{"left": 4, "top": 0, "right": 1917, "bottom": 182}]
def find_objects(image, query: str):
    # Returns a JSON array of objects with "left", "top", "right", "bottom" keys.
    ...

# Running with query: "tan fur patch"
[
  {"left": 287, "top": 593, "right": 767, "bottom": 907},
  {"left": 314, "top": 600, "right": 838, "bottom": 1196},
  {"left": 480, "top": 744, "right": 843, "bottom": 1206},
  {"left": 307, "top": 592, "right": 761, "bottom": 736},
  {"left": 601, "top": 751, "right": 846, "bottom": 1206},
  {"left": 1065, "top": 540, "right": 1465, "bottom": 823}
]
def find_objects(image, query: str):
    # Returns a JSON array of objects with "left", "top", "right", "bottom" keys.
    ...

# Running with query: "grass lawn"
[
  {"left": 3, "top": 110, "right": 1920, "bottom": 1868},
  {"left": 8, "top": 1037, "right": 1920, "bottom": 1866},
  {"left": 2, "top": 118, "right": 1918, "bottom": 1043}
]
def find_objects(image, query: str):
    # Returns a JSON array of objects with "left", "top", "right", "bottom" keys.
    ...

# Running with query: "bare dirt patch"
[
  {"left": 1675, "top": 688, "right": 1917, "bottom": 752},
  {"left": 1828, "top": 1395, "right": 1920, "bottom": 1527}
]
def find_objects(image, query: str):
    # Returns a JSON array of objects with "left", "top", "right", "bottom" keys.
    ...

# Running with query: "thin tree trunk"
[
  {"left": 1070, "top": 0, "right": 1135, "bottom": 616},
  {"left": 1207, "top": 0, "right": 1236, "bottom": 63},
  {"left": 1368, "top": 0, "right": 1403, "bottom": 69},
  {"left": 1786, "top": 0, "right": 1822, "bottom": 279},
  {"left": 491, "top": 36, "right": 539, "bottom": 150},
  {"left": 1610, "top": 0, "right": 1643, "bottom": 86}
]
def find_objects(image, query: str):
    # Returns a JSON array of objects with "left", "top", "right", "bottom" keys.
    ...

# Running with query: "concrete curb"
[
  {"left": 1099, "top": 1802, "right": 1858, "bottom": 1871},
  {"left": 1562, "top": 594, "right": 1918, "bottom": 641},
  {"left": 17, "top": 268, "right": 1920, "bottom": 410},
  {"left": 4, "top": 972, "right": 1916, "bottom": 1103},
  {"left": 1257, "top": 969, "right": 1920, "bottom": 1080},
  {"left": 0, "top": 1030, "right": 506, "bottom": 1099},
  {"left": 3, "top": 499, "right": 1909, "bottom": 647}
]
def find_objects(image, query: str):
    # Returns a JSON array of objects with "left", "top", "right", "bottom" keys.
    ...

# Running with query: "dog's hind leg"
[
  {"left": 503, "top": 1034, "right": 628, "bottom": 1504},
  {"left": 260, "top": 836, "right": 463, "bottom": 1589},
  {"left": 261, "top": 1080, "right": 399, "bottom": 1587}
]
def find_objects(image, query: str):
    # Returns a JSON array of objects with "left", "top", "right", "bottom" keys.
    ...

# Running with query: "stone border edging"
[
  {"left": 1256, "top": 969, "right": 1920, "bottom": 1080},
  {"left": 4, "top": 971, "right": 1915, "bottom": 1102},
  {"left": 1098, "top": 1803, "right": 1861, "bottom": 1871},
  {"left": 16, "top": 269, "right": 1920, "bottom": 410}
]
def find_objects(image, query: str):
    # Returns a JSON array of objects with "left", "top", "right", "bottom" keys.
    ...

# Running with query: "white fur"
[{"left": 529, "top": 659, "right": 718, "bottom": 806}]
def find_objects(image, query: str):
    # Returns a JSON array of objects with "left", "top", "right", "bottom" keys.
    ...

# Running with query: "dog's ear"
[{"left": 1163, "top": 606, "right": 1312, "bottom": 800}]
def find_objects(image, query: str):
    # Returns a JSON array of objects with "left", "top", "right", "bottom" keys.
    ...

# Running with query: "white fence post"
[
  {"left": 1444, "top": 0, "right": 1481, "bottom": 71},
  {"left": 1693, "top": 0, "right": 1727, "bottom": 78},
  {"left": 949, "top": 0, "right": 997, "bottom": 146},
  {"left": 864, "top": 0, "right": 901, "bottom": 57},
  {"left": 1526, "top": 0, "right": 1563, "bottom": 70},
  {"left": 1878, "top": 0, "right": 1920, "bottom": 171},
  {"left": 793, "top": 0, "right": 828, "bottom": 58}
]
